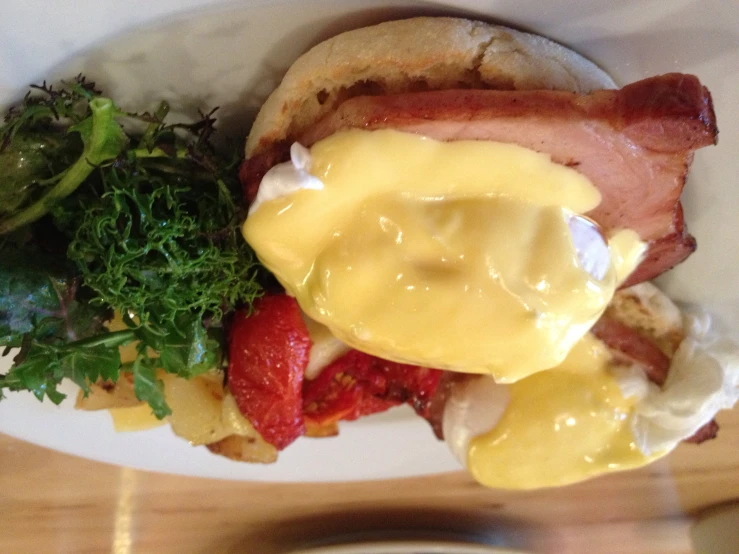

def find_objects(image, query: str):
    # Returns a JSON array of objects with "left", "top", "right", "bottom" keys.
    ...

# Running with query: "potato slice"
[
  {"left": 204, "top": 392, "right": 279, "bottom": 463},
  {"left": 75, "top": 372, "right": 142, "bottom": 411},
  {"left": 305, "top": 419, "right": 340, "bottom": 438},
  {"left": 219, "top": 392, "right": 258, "bottom": 436},
  {"left": 108, "top": 404, "right": 167, "bottom": 432},
  {"left": 162, "top": 372, "right": 231, "bottom": 446},
  {"left": 206, "top": 434, "right": 278, "bottom": 464}
]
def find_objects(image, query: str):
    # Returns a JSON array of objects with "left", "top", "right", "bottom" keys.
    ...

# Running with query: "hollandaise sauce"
[
  {"left": 244, "top": 129, "right": 645, "bottom": 382},
  {"left": 467, "top": 335, "right": 664, "bottom": 489}
]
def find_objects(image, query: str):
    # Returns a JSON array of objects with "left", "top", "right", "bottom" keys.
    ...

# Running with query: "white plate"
[{"left": 1, "top": 0, "right": 737, "bottom": 482}]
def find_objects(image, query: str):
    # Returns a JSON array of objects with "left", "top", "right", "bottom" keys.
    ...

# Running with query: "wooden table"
[{"left": 1, "top": 407, "right": 738, "bottom": 554}]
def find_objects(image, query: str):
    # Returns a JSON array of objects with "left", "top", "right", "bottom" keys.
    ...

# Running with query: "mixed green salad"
[{"left": 0, "top": 76, "right": 263, "bottom": 417}]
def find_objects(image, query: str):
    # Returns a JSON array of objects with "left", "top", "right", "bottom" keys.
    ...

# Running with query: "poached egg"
[
  {"left": 244, "top": 129, "right": 644, "bottom": 382},
  {"left": 444, "top": 308, "right": 739, "bottom": 489}
]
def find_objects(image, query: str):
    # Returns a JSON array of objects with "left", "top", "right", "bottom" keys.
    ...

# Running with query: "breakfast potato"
[
  {"left": 205, "top": 393, "right": 278, "bottom": 463},
  {"left": 75, "top": 314, "right": 154, "bottom": 411},
  {"left": 305, "top": 420, "right": 339, "bottom": 438},
  {"left": 162, "top": 371, "right": 230, "bottom": 446},
  {"left": 205, "top": 434, "right": 278, "bottom": 464},
  {"left": 76, "top": 366, "right": 278, "bottom": 458},
  {"left": 75, "top": 372, "right": 142, "bottom": 411},
  {"left": 164, "top": 372, "right": 278, "bottom": 460}
]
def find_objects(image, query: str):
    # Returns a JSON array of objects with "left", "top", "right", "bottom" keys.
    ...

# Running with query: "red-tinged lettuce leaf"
[{"left": 0, "top": 240, "right": 110, "bottom": 348}]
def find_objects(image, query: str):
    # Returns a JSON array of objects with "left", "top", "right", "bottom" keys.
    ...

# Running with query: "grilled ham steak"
[{"left": 242, "top": 73, "right": 717, "bottom": 286}]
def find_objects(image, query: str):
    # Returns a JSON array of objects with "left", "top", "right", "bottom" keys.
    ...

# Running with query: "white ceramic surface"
[{"left": 0, "top": 0, "right": 737, "bottom": 482}]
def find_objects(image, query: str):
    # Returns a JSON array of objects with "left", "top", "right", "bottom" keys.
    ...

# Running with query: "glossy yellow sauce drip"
[
  {"left": 244, "top": 129, "right": 644, "bottom": 381},
  {"left": 467, "top": 335, "right": 664, "bottom": 489},
  {"left": 609, "top": 228, "right": 646, "bottom": 283}
]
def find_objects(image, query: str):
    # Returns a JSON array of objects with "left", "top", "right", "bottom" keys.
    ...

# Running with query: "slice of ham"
[
  {"left": 242, "top": 73, "right": 717, "bottom": 285},
  {"left": 591, "top": 315, "right": 671, "bottom": 386},
  {"left": 625, "top": 203, "right": 696, "bottom": 287},
  {"left": 424, "top": 371, "right": 463, "bottom": 440}
]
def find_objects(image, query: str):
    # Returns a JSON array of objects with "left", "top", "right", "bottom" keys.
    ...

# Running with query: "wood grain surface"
[{"left": 1, "top": 406, "right": 738, "bottom": 554}]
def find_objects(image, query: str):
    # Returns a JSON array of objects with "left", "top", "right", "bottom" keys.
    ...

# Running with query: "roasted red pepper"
[
  {"left": 228, "top": 295, "right": 311, "bottom": 450},
  {"left": 303, "top": 349, "right": 442, "bottom": 426}
]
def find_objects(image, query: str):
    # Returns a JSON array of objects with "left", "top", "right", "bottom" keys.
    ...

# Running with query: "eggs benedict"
[{"left": 233, "top": 16, "right": 734, "bottom": 488}]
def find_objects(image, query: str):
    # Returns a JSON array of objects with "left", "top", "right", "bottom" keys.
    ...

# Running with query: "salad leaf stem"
[
  {"left": 63, "top": 329, "right": 137, "bottom": 351},
  {"left": 0, "top": 98, "right": 126, "bottom": 234}
]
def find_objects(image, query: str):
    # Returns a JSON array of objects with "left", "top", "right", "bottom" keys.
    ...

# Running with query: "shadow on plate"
[{"left": 209, "top": 506, "right": 542, "bottom": 554}]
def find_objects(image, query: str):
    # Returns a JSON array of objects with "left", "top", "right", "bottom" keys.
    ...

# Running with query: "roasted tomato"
[
  {"left": 303, "top": 350, "right": 442, "bottom": 426},
  {"left": 228, "top": 295, "right": 311, "bottom": 449}
]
